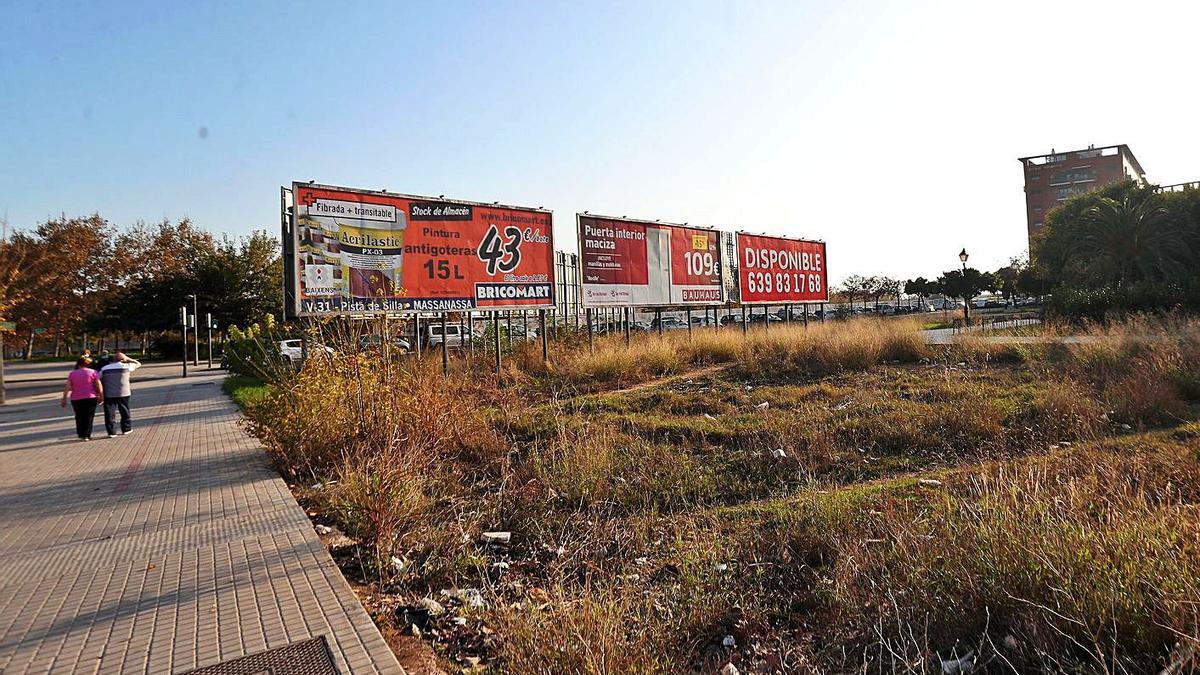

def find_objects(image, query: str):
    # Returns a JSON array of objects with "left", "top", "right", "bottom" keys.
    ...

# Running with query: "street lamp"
[{"left": 957, "top": 249, "right": 970, "bottom": 325}]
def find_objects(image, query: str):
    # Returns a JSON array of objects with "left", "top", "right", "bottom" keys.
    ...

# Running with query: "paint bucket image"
[
  {"left": 322, "top": 220, "right": 340, "bottom": 254},
  {"left": 338, "top": 224, "right": 404, "bottom": 300}
]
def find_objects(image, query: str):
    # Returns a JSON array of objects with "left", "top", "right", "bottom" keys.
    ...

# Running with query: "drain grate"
[{"left": 179, "top": 636, "right": 340, "bottom": 675}]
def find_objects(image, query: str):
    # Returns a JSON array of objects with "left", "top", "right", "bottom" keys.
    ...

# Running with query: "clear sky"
[{"left": 3, "top": 0, "right": 1197, "bottom": 283}]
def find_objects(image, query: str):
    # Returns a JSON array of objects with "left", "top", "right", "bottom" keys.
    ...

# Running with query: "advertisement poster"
[
  {"left": 736, "top": 233, "right": 828, "bottom": 304},
  {"left": 578, "top": 215, "right": 723, "bottom": 306},
  {"left": 292, "top": 183, "right": 554, "bottom": 315}
]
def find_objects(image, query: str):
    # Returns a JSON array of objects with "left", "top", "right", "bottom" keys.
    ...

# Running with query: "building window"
[{"left": 1049, "top": 169, "right": 1097, "bottom": 185}]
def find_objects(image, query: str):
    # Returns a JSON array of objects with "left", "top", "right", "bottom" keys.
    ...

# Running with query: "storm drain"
[{"left": 179, "top": 636, "right": 340, "bottom": 675}]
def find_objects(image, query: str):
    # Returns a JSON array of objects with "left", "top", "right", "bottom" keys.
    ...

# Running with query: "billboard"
[
  {"left": 290, "top": 183, "right": 554, "bottom": 315},
  {"left": 736, "top": 233, "right": 828, "bottom": 304},
  {"left": 578, "top": 215, "right": 724, "bottom": 307}
]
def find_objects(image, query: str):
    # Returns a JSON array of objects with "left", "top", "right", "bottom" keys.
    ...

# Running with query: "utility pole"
[{"left": 206, "top": 313, "right": 214, "bottom": 369}]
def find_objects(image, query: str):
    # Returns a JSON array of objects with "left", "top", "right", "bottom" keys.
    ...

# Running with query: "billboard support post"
[
  {"left": 414, "top": 315, "right": 422, "bottom": 358},
  {"left": 741, "top": 305, "right": 747, "bottom": 334},
  {"left": 820, "top": 303, "right": 826, "bottom": 323},
  {"left": 467, "top": 311, "right": 474, "bottom": 357},
  {"left": 586, "top": 308, "right": 594, "bottom": 353},
  {"left": 492, "top": 313, "right": 501, "bottom": 374},
  {"left": 539, "top": 310, "right": 548, "bottom": 362},
  {"left": 804, "top": 304, "right": 809, "bottom": 328},
  {"left": 441, "top": 313, "right": 449, "bottom": 377},
  {"left": 655, "top": 309, "right": 663, "bottom": 337},
  {"left": 764, "top": 305, "right": 770, "bottom": 331},
  {"left": 624, "top": 308, "right": 630, "bottom": 345},
  {"left": 686, "top": 308, "right": 692, "bottom": 338},
  {"left": 506, "top": 311, "right": 513, "bottom": 351}
]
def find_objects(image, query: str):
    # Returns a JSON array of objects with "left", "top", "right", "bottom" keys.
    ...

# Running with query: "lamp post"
[
  {"left": 958, "top": 248, "right": 970, "bottom": 325},
  {"left": 186, "top": 294, "right": 199, "bottom": 366}
]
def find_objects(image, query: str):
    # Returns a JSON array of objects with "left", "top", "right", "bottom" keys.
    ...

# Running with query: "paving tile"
[{"left": 0, "top": 366, "right": 405, "bottom": 674}]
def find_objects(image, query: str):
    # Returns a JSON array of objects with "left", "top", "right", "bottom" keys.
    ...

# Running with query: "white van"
[{"left": 423, "top": 323, "right": 469, "bottom": 349}]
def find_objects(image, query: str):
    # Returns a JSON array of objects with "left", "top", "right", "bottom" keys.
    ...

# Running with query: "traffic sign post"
[
  {"left": 181, "top": 306, "right": 189, "bottom": 379},
  {"left": 0, "top": 322, "right": 8, "bottom": 406}
]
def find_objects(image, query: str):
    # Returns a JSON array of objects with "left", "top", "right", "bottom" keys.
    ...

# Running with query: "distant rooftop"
[
  {"left": 1019, "top": 143, "right": 1145, "bottom": 179},
  {"left": 1157, "top": 181, "right": 1200, "bottom": 193}
]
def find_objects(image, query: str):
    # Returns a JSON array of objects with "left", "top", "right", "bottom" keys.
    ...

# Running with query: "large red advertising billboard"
[
  {"left": 291, "top": 183, "right": 554, "bottom": 315},
  {"left": 578, "top": 215, "right": 724, "bottom": 306},
  {"left": 736, "top": 233, "right": 828, "bottom": 304}
]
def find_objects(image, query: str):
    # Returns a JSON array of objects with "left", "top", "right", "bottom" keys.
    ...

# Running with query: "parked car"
[
  {"left": 650, "top": 316, "right": 690, "bottom": 331},
  {"left": 500, "top": 324, "right": 539, "bottom": 341},
  {"left": 278, "top": 339, "right": 335, "bottom": 365},
  {"left": 357, "top": 334, "right": 412, "bottom": 353},
  {"left": 747, "top": 311, "right": 782, "bottom": 323},
  {"left": 423, "top": 323, "right": 469, "bottom": 349}
]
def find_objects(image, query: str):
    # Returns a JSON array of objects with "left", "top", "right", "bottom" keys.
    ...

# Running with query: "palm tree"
[{"left": 1072, "top": 193, "right": 1193, "bottom": 285}]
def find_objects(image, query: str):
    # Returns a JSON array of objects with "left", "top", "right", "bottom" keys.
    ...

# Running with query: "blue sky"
[{"left": 3, "top": 1, "right": 1198, "bottom": 281}]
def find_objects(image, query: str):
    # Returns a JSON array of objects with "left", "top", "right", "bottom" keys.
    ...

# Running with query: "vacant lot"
[{"left": 233, "top": 317, "right": 1200, "bottom": 674}]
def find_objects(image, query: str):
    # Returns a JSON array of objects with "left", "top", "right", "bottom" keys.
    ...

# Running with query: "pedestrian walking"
[
  {"left": 61, "top": 357, "right": 103, "bottom": 441},
  {"left": 99, "top": 352, "right": 141, "bottom": 437}
]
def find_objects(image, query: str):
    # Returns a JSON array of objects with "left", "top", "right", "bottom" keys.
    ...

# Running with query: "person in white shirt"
[{"left": 99, "top": 353, "right": 141, "bottom": 438}]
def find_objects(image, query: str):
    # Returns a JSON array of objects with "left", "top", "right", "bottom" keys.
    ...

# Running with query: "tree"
[
  {"left": 1071, "top": 193, "right": 1191, "bottom": 286},
  {"left": 193, "top": 231, "right": 283, "bottom": 333},
  {"left": 840, "top": 275, "right": 869, "bottom": 311},
  {"left": 865, "top": 276, "right": 899, "bottom": 310},
  {"left": 935, "top": 268, "right": 994, "bottom": 324},
  {"left": 7, "top": 215, "right": 114, "bottom": 357},
  {"left": 1033, "top": 181, "right": 1200, "bottom": 316},
  {"left": 1015, "top": 265, "right": 1050, "bottom": 299},
  {"left": 992, "top": 262, "right": 1020, "bottom": 303},
  {"left": 904, "top": 277, "right": 936, "bottom": 309}
]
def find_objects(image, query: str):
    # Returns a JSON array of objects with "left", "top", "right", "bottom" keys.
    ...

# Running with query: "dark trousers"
[
  {"left": 71, "top": 398, "right": 98, "bottom": 439},
  {"left": 104, "top": 396, "right": 132, "bottom": 435}
]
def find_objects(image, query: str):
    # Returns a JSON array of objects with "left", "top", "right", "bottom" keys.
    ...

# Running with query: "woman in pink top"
[{"left": 61, "top": 357, "right": 104, "bottom": 441}]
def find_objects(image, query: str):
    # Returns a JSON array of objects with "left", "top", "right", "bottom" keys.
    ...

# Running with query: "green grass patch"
[{"left": 222, "top": 375, "right": 270, "bottom": 411}]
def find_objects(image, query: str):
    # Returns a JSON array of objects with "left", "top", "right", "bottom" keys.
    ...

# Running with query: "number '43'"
[{"left": 478, "top": 224, "right": 523, "bottom": 275}]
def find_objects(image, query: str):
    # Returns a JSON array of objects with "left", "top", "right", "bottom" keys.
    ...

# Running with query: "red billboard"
[
  {"left": 736, "top": 233, "right": 827, "bottom": 304},
  {"left": 292, "top": 183, "right": 554, "bottom": 315},
  {"left": 578, "top": 215, "right": 723, "bottom": 306}
]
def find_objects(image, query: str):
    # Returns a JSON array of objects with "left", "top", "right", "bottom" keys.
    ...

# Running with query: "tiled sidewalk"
[{"left": 0, "top": 365, "right": 404, "bottom": 674}]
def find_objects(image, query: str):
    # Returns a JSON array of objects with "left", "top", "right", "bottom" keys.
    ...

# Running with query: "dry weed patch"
[{"left": 234, "top": 316, "right": 1200, "bottom": 673}]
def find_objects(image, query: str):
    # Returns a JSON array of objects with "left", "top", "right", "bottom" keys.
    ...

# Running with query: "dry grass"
[
  {"left": 525, "top": 318, "right": 930, "bottom": 394},
  {"left": 233, "top": 315, "right": 1200, "bottom": 673},
  {"left": 839, "top": 444, "right": 1200, "bottom": 671}
]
